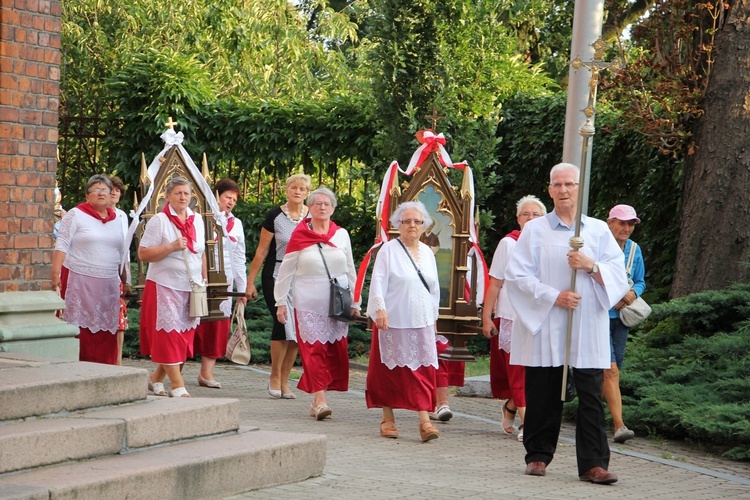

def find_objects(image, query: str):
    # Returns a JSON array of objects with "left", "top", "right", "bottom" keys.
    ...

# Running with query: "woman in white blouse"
[
  {"left": 274, "top": 187, "right": 359, "bottom": 420},
  {"left": 366, "top": 201, "right": 442, "bottom": 442},
  {"left": 138, "top": 177, "right": 206, "bottom": 398},
  {"left": 52, "top": 174, "right": 125, "bottom": 365},
  {"left": 482, "top": 195, "right": 546, "bottom": 442},
  {"left": 194, "top": 178, "right": 247, "bottom": 388}
]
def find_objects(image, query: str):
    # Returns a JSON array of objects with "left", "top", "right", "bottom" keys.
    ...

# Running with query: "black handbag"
[{"left": 317, "top": 243, "right": 353, "bottom": 322}]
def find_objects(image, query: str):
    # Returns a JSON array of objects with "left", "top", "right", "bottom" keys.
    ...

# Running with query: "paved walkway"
[{"left": 125, "top": 359, "right": 750, "bottom": 499}]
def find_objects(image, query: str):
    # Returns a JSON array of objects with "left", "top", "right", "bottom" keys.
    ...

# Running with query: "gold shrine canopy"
[
  {"left": 359, "top": 130, "right": 488, "bottom": 361},
  {"left": 125, "top": 121, "right": 230, "bottom": 320}
]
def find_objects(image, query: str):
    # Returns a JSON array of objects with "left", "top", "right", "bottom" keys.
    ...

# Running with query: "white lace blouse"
[
  {"left": 55, "top": 208, "right": 124, "bottom": 278},
  {"left": 367, "top": 239, "right": 440, "bottom": 329}
]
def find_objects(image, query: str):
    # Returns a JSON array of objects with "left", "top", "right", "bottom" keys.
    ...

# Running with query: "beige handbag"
[
  {"left": 619, "top": 242, "right": 651, "bottom": 327},
  {"left": 226, "top": 302, "right": 251, "bottom": 365}
]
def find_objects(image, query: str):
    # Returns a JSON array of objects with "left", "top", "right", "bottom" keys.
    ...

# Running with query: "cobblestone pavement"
[{"left": 125, "top": 359, "right": 750, "bottom": 499}]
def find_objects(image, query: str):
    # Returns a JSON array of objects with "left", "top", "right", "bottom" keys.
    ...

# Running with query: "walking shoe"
[
  {"left": 524, "top": 461, "right": 546, "bottom": 476},
  {"left": 614, "top": 425, "right": 635, "bottom": 443},
  {"left": 579, "top": 466, "right": 618, "bottom": 484},
  {"left": 429, "top": 405, "right": 453, "bottom": 422}
]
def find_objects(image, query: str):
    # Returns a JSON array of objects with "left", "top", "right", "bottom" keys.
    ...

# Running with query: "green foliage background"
[{"left": 63, "top": 0, "right": 750, "bottom": 460}]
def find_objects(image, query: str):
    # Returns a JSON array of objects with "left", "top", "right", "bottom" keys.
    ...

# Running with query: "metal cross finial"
[
  {"left": 165, "top": 116, "right": 177, "bottom": 131},
  {"left": 425, "top": 107, "right": 445, "bottom": 131},
  {"left": 570, "top": 38, "right": 621, "bottom": 126}
]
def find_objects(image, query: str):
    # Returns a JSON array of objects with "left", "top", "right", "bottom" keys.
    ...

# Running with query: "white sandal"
[
  {"left": 501, "top": 401, "right": 517, "bottom": 435},
  {"left": 169, "top": 387, "right": 191, "bottom": 398},
  {"left": 148, "top": 380, "right": 167, "bottom": 396}
]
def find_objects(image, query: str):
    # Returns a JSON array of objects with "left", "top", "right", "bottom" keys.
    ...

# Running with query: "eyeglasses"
[
  {"left": 400, "top": 219, "right": 424, "bottom": 226},
  {"left": 313, "top": 201, "right": 332, "bottom": 208},
  {"left": 88, "top": 188, "right": 111, "bottom": 195},
  {"left": 550, "top": 182, "right": 579, "bottom": 190},
  {"left": 520, "top": 212, "right": 543, "bottom": 218}
]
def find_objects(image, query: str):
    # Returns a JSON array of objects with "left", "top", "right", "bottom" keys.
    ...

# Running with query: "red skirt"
[
  {"left": 489, "top": 319, "right": 526, "bottom": 405},
  {"left": 194, "top": 318, "right": 230, "bottom": 359},
  {"left": 77, "top": 327, "right": 118, "bottom": 365},
  {"left": 436, "top": 340, "right": 466, "bottom": 387},
  {"left": 139, "top": 280, "right": 195, "bottom": 364},
  {"left": 296, "top": 322, "right": 349, "bottom": 394},
  {"left": 366, "top": 328, "right": 436, "bottom": 412}
]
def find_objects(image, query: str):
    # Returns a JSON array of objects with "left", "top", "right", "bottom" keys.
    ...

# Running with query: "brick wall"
[{"left": 0, "top": 0, "right": 61, "bottom": 292}]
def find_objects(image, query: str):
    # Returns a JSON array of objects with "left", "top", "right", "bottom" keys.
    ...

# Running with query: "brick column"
[{"left": 0, "top": 0, "right": 62, "bottom": 292}]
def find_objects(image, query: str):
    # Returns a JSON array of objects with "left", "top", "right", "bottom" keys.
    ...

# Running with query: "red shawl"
[
  {"left": 505, "top": 229, "right": 521, "bottom": 241},
  {"left": 162, "top": 204, "right": 197, "bottom": 253},
  {"left": 285, "top": 220, "right": 340, "bottom": 254},
  {"left": 76, "top": 202, "right": 116, "bottom": 223}
]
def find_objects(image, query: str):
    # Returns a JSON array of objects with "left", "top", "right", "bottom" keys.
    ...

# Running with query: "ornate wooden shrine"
[
  {"left": 377, "top": 132, "right": 484, "bottom": 361},
  {"left": 131, "top": 120, "right": 229, "bottom": 320}
]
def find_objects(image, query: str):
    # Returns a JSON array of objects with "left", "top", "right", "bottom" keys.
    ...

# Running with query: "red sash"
[
  {"left": 226, "top": 215, "right": 237, "bottom": 242},
  {"left": 76, "top": 203, "right": 116, "bottom": 223},
  {"left": 162, "top": 204, "right": 197, "bottom": 253}
]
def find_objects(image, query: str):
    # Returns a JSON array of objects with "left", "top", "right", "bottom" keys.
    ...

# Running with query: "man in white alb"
[{"left": 505, "top": 163, "right": 629, "bottom": 484}]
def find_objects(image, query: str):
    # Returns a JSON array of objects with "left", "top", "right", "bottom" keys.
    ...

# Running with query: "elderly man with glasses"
[{"left": 505, "top": 163, "right": 629, "bottom": 484}]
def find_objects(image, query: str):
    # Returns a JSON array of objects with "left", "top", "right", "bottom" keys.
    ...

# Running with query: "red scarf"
[
  {"left": 226, "top": 215, "right": 237, "bottom": 243},
  {"left": 162, "top": 204, "right": 197, "bottom": 253},
  {"left": 506, "top": 229, "right": 521, "bottom": 241},
  {"left": 285, "top": 220, "right": 340, "bottom": 254},
  {"left": 76, "top": 202, "right": 116, "bottom": 223}
]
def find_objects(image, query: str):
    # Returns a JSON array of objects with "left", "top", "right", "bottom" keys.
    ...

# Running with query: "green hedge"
[{"left": 621, "top": 284, "right": 750, "bottom": 460}]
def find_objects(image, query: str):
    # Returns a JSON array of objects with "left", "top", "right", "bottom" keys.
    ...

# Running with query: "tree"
[{"left": 671, "top": 0, "right": 750, "bottom": 296}]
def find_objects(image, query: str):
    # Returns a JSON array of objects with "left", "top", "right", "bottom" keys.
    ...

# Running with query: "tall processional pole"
[{"left": 560, "top": 40, "right": 620, "bottom": 401}]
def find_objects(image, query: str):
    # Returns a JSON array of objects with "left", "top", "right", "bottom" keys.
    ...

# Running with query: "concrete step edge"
[
  {"left": 0, "top": 427, "right": 327, "bottom": 500},
  {"left": 0, "top": 361, "right": 149, "bottom": 421},
  {"left": 0, "top": 397, "right": 244, "bottom": 474}
]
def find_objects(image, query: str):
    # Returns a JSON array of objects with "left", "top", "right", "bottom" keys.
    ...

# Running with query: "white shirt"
[
  {"left": 488, "top": 236, "right": 516, "bottom": 321},
  {"left": 505, "top": 212, "right": 629, "bottom": 369},
  {"left": 115, "top": 208, "right": 131, "bottom": 283},
  {"left": 367, "top": 239, "right": 440, "bottom": 328},
  {"left": 274, "top": 227, "right": 358, "bottom": 307},
  {"left": 139, "top": 209, "right": 205, "bottom": 292},
  {"left": 218, "top": 214, "right": 247, "bottom": 292},
  {"left": 55, "top": 208, "right": 124, "bottom": 279}
]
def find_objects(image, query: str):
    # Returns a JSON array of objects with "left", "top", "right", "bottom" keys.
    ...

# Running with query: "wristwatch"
[{"left": 588, "top": 262, "right": 599, "bottom": 275}]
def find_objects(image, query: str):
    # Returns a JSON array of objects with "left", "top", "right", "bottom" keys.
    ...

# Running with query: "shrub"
[{"left": 620, "top": 284, "right": 750, "bottom": 460}]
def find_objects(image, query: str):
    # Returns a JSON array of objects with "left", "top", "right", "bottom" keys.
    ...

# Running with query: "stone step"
[
  {"left": 0, "top": 427, "right": 327, "bottom": 500},
  {"left": 456, "top": 374, "right": 492, "bottom": 398},
  {"left": 0, "top": 356, "right": 148, "bottom": 421},
  {"left": 0, "top": 396, "right": 240, "bottom": 474}
]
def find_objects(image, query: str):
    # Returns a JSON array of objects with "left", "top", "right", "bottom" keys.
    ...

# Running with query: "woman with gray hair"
[
  {"left": 274, "top": 187, "right": 360, "bottom": 420},
  {"left": 52, "top": 174, "right": 125, "bottom": 365},
  {"left": 365, "top": 201, "right": 442, "bottom": 442},
  {"left": 482, "top": 194, "right": 547, "bottom": 442},
  {"left": 138, "top": 177, "right": 206, "bottom": 398}
]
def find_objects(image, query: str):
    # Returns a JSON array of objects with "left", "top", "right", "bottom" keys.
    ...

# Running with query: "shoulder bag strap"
[
  {"left": 396, "top": 238, "right": 430, "bottom": 291},
  {"left": 316, "top": 243, "right": 335, "bottom": 283},
  {"left": 625, "top": 241, "right": 638, "bottom": 276}
]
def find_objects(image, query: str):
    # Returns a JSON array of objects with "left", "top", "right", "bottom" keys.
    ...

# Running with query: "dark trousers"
[{"left": 524, "top": 366, "right": 610, "bottom": 476}]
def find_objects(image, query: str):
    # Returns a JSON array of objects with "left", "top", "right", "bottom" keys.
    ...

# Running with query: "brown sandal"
[
  {"left": 419, "top": 421, "right": 440, "bottom": 442},
  {"left": 380, "top": 419, "right": 398, "bottom": 438}
]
